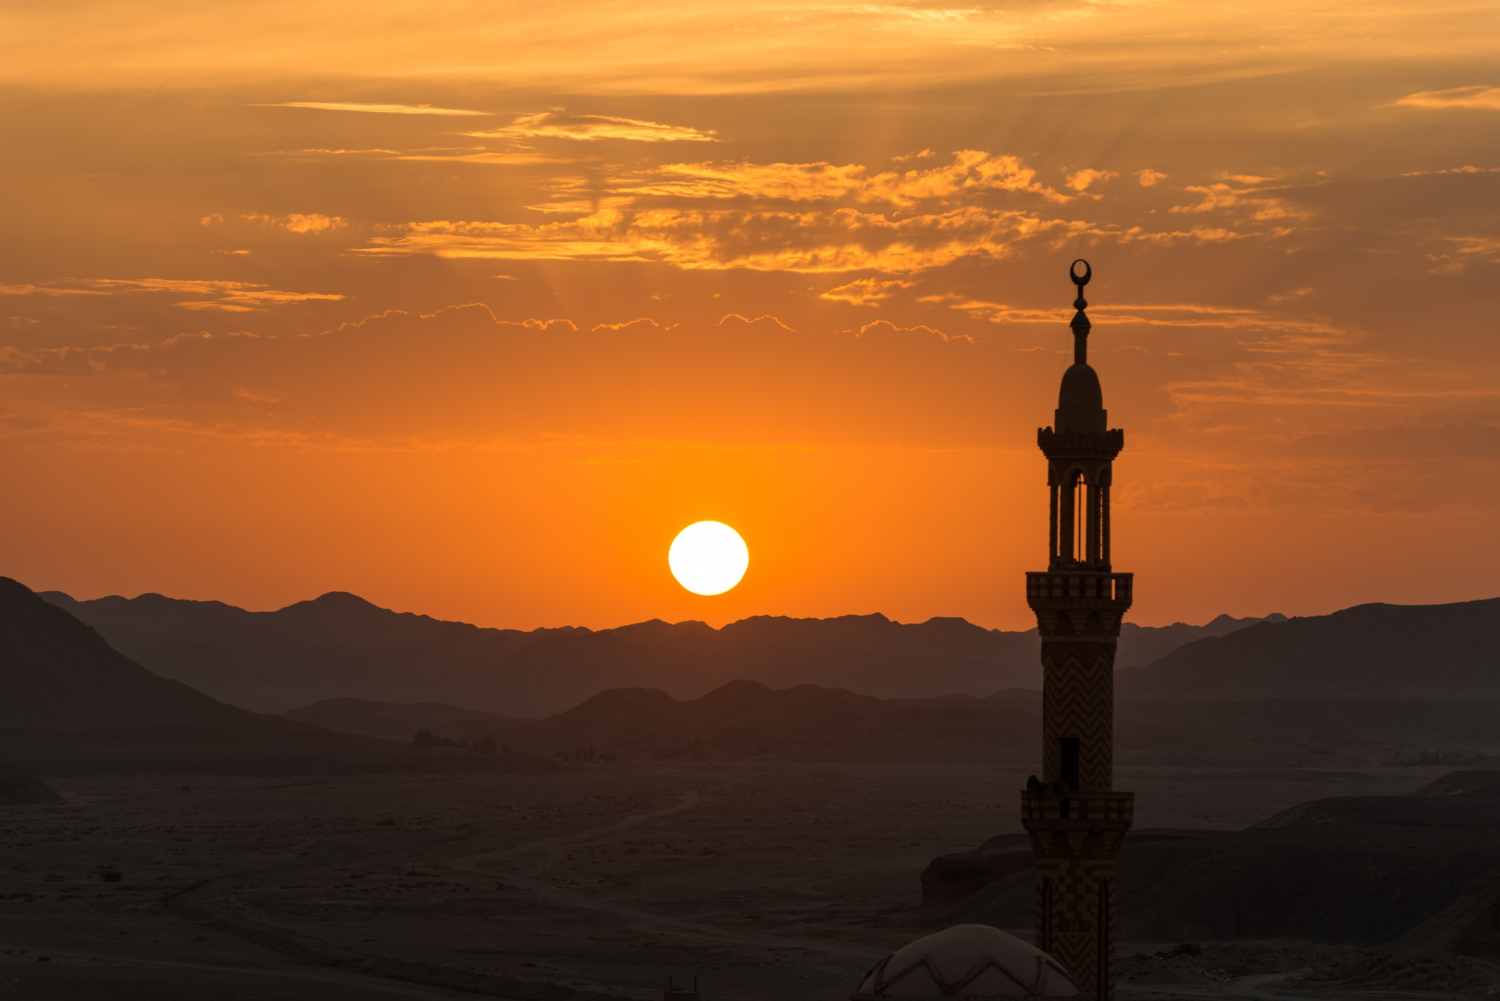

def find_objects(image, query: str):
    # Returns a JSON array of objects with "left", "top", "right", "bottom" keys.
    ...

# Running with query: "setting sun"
[{"left": 668, "top": 522, "right": 749, "bottom": 596}]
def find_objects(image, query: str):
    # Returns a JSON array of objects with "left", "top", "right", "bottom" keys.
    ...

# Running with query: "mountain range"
[
  {"left": 9, "top": 574, "right": 1500, "bottom": 768},
  {"left": 1118, "top": 597, "right": 1500, "bottom": 700},
  {"left": 39, "top": 589, "right": 1280, "bottom": 715}
]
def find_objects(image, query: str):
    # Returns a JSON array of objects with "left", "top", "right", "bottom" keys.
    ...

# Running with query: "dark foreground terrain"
[
  {"left": 7, "top": 577, "right": 1500, "bottom": 999},
  {"left": 2, "top": 749, "right": 1494, "bottom": 1001}
]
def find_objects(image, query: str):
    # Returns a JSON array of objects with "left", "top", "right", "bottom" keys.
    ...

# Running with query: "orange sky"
[{"left": 2, "top": 1, "right": 1499, "bottom": 630}]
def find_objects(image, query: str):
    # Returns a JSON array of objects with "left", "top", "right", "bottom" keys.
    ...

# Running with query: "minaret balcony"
[
  {"left": 1037, "top": 426, "right": 1124, "bottom": 461},
  {"left": 1026, "top": 571, "right": 1132, "bottom": 604},
  {"left": 1026, "top": 571, "right": 1132, "bottom": 639}
]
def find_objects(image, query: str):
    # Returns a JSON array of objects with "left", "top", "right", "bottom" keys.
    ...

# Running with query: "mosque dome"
[{"left": 850, "top": 924, "right": 1086, "bottom": 1001}]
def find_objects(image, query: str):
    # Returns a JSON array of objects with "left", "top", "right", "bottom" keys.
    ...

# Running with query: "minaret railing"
[{"left": 1025, "top": 571, "right": 1133, "bottom": 603}]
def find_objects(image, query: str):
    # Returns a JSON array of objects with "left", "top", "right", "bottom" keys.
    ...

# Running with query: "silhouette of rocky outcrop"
[{"left": 41, "top": 590, "right": 1275, "bottom": 715}]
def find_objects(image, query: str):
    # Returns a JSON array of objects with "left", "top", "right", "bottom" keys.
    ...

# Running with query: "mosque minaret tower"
[{"left": 1021, "top": 260, "right": 1134, "bottom": 1001}]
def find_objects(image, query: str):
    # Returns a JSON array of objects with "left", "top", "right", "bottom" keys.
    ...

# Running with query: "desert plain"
[{"left": 0, "top": 752, "right": 1481, "bottom": 1001}]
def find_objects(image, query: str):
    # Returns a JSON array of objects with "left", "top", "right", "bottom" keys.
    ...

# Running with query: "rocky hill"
[{"left": 0, "top": 576, "right": 288, "bottom": 730}]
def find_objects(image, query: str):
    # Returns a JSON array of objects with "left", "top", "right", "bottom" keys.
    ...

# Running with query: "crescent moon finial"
[{"left": 1070, "top": 259, "right": 1091, "bottom": 311}]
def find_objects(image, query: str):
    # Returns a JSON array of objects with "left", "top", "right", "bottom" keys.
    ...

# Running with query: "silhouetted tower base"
[{"left": 1021, "top": 260, "right": 1133, "bottom": 1001}]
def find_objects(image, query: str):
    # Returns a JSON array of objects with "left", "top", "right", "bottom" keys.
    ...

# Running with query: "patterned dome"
[{"left": 850, "top": 924, "right": 1085, "bottom": 1000}]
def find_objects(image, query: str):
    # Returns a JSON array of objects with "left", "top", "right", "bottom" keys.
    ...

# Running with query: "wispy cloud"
[
  {"left": 857, "top": 319, "right": 969, "bottom": 343},
  {"left": 256, "top": 102, "right": 489, "bottom": 116},
  {"left": 820, "top": 278, "right": 913, "bottom": 306},
  {"left": 925, "top": 295, "right": 1339, "bottom": 336},
  {"left": 1113, "top": 225, "right": 1260, "bottom": 244},
  {"left": 718, "top": 313, "right": 794, "bottom": 332},
  {"left": 1391, "top": 86, "right": 1500, "bottom": 111},
  {"left": 360, "top": 205, "right": 1080, "bottom": 273},
  {"left": 0, "top": 283, "right": 106, "bottom": 297},
  {"left": 264, "top": 146, "right": 573, "bottom": 164},
  {"left": 470, "top": 111, "right": 717, "bottom": 143},
  {"left": 1426, "top": 235, "right": 1500, "bottom": 272},
  {"left": 0, "top": 342, "right": 149, "bottom": 376},
  {"left": 1169, "top": 181, "right": 1304, "bottom": 221},
  {"left": 3, "top": 278, "right": 343, "bottom": 311},
  {"left": 1065, "top": 168, "right": 1117, "bottom": 192},
  {"left": 623, "top": 161, "right": 872, "bottom": 201},
  {"left": 391, "top": 150, "right": 577, "bottom": 165},
  {"left": 621, "top": 150, "right": 1068, "bottom": 206},
  {"left": 357, "top": 145, "right": 1299, "bottom": 273},
  {"left": 278, "top": 148, "right": 404, "bottom": 156},
  {"left": 915, "top": 295, "right": 1063, "bottom": 325},
  {"left": 242, "top": 212, "right": 347, "bottom": 234},
  {"left": 1135, "top": 169, "right": 1168, "bottom": 187},
  {"left": 1400, "top": 164, "right": 1500, "bottom": 177}
]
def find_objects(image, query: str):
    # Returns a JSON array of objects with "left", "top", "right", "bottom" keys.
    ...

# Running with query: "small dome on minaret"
[
  {"left": 850, "top": 924, "right": 1086, "bottom": 1000},
  {"left": 1058, "top": 363, "right": 1103, "bottom": 412}
]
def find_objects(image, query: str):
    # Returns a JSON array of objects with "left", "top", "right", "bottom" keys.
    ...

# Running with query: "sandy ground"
[{"left": 0, "top": 759, "right": 1480, "bottom": 1001}]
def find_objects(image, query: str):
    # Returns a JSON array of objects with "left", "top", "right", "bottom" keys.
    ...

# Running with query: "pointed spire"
[{"left": 1070, "top": 258, "right": 1091, "bottom": 366}]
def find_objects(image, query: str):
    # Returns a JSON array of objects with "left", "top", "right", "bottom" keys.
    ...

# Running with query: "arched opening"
[
  {"left": 1057, "top": 468, "right": 1084, "bottom": 566},
  {"left": 1073, "top": 474, "right": 1087, "bottom": 564},
  {"left": 1052, "top": 465, "right": 1111, "bottom": 569}
]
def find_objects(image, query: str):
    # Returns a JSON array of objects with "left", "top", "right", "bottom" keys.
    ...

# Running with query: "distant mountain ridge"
[
  {"left": 39, "top": 589, "right": 1278, "bottom": 715},
  {"left": 1120, "top": 597, "right": 1500, "bottom": 700}
]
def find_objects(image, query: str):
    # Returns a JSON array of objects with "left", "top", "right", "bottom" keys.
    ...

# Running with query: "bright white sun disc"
[{"left": 668, "top": 521, "right": 749, "bottom": 596}]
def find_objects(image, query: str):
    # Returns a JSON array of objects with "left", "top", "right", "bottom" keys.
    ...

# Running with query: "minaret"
[{"left": 1021, "top": 260, "right": 1133, "bottom": 1001}]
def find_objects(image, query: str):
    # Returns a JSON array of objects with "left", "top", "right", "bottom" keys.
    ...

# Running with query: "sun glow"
[{"left": 668, "top": 521, "right": 749, "bottom": 596}]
